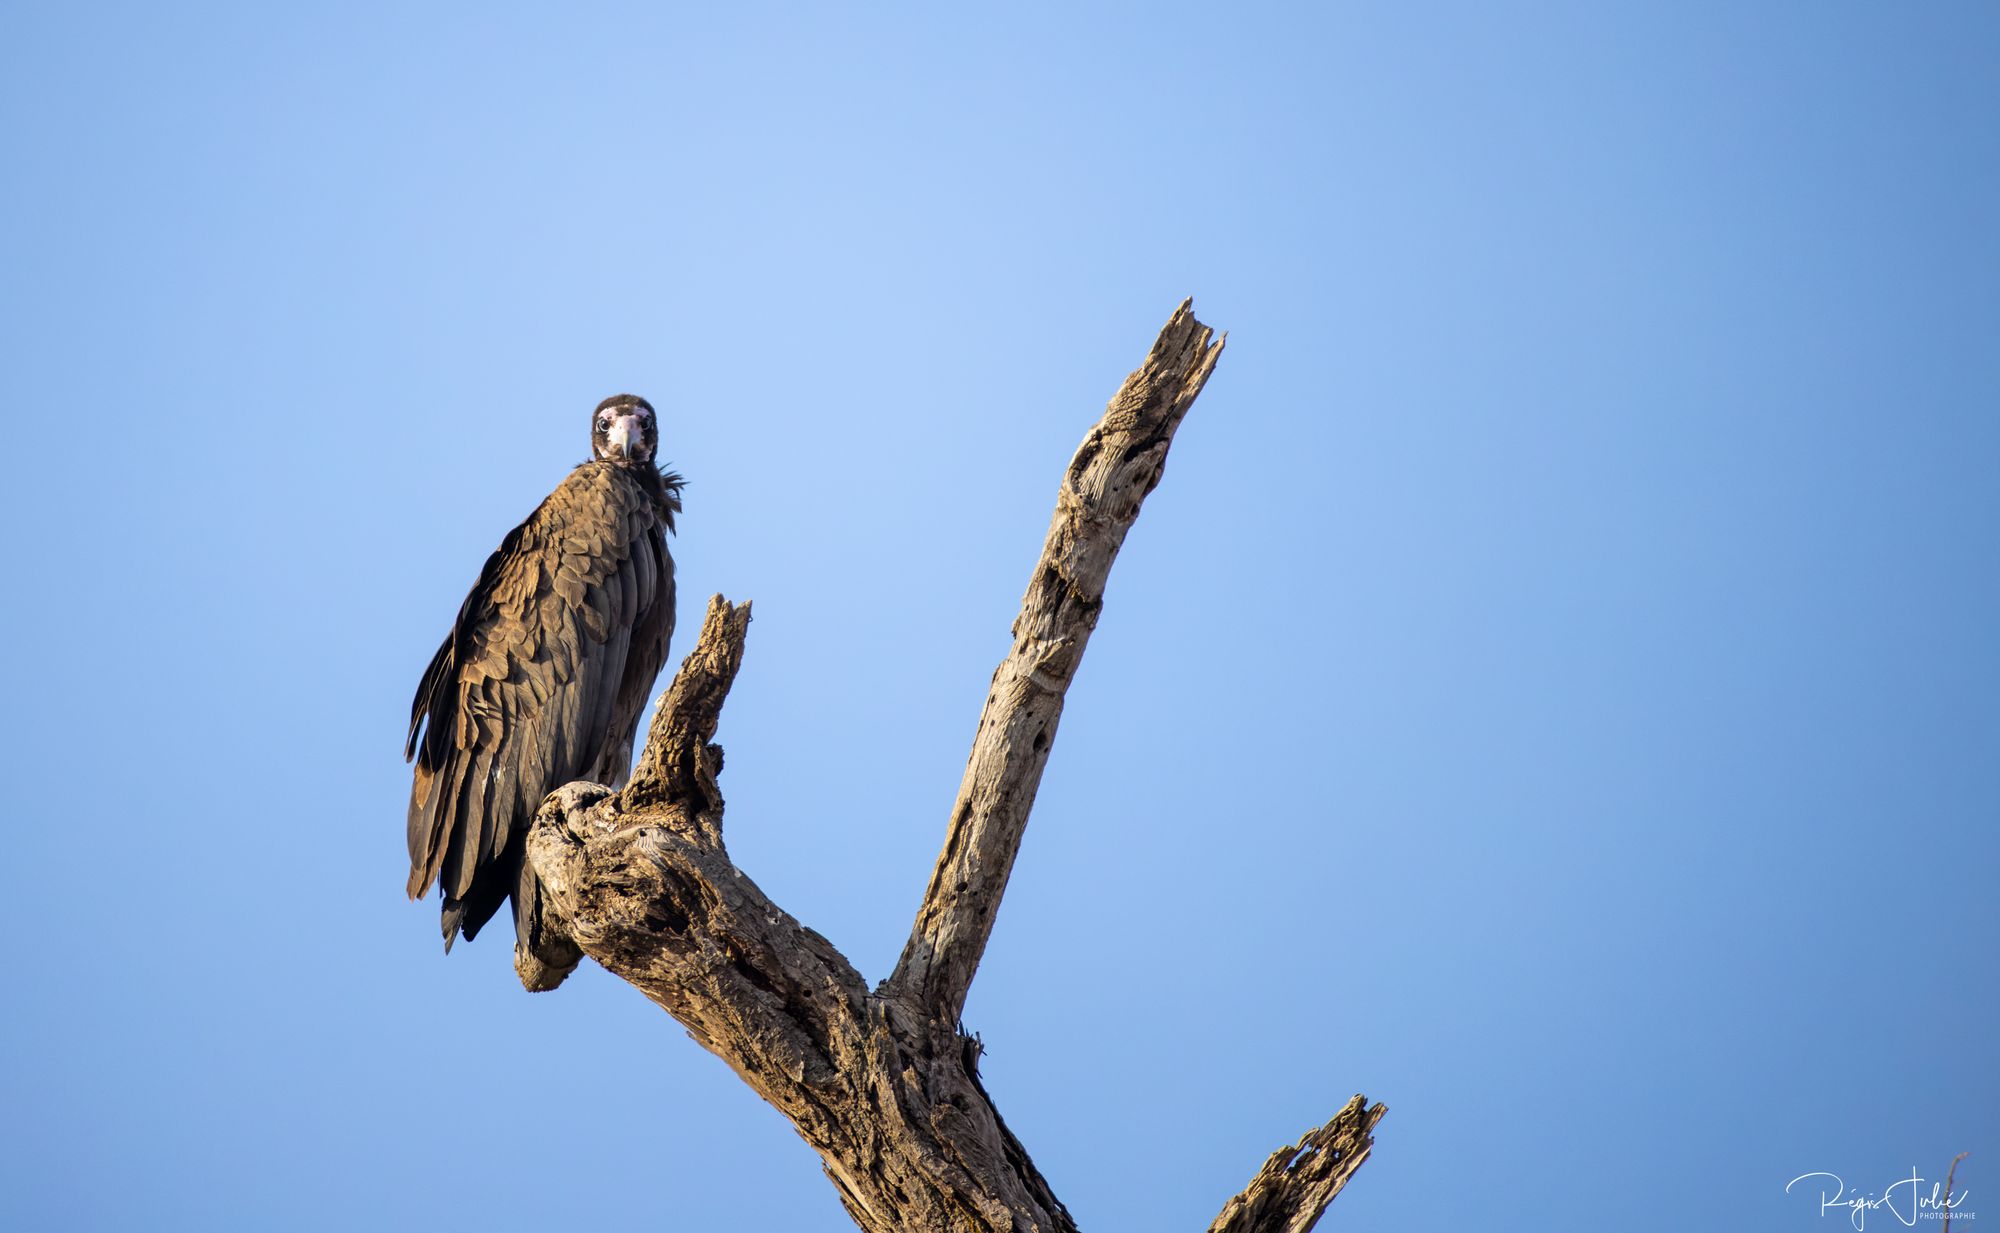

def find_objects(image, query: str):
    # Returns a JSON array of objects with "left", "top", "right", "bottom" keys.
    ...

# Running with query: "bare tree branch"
[
  {"left": 889, "top": 298, "right": 1226, "bottom": 1021},
  {"left": 529, "top": 596, "right": 1075, "bottom": 1232},
  {"left": 1207, "top": 1097, "right": 1388, "bottom": 1233},
  {"left": 622, "top": 593, "right": 754, "bottom": 815},
  {"left": 523, "top": 302, "right": 1378, "bottom": 1233},
  {"left": 1943, "top": 1151, "right": 1968, "bottom": 1233}
]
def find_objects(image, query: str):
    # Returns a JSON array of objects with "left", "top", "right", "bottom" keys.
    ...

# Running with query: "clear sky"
[{"left": 2, "top": 4, "right": 1994, "bottom": 1231}]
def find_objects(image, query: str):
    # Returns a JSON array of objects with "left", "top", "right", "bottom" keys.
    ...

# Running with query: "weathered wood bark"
[
  {"left": 1206, "top": 1097, "right": 1387, "bottom": 1233},
  {"left": 525, "top": 301, "right": 1385, "bottom": 1233},
  {"left": 889, "top": 300, "right": 1222, "bottom": 1023}
]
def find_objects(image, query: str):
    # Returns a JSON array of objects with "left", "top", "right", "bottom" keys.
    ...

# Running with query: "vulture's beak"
[{"left": 606, "top": 414, "right": 644, "bottom": 459}]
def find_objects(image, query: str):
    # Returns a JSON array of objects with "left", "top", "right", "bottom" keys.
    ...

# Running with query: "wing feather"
[{"left": 404, "top": 462, "right": 680, "bottom": 947}]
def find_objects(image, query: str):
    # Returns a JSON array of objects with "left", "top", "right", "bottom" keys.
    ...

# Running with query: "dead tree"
[{"left": 523, "top": 300, "right": 1385, "bottom": 1233}]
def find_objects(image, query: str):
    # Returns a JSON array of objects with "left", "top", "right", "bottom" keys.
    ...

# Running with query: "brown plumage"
[{"left": 405, "top": 394, "right": 680, "bottom": 983}]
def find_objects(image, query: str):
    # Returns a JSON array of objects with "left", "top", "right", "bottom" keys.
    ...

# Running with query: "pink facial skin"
[{"left": 605, "top": 412, "right": 645, "bottom": 459}]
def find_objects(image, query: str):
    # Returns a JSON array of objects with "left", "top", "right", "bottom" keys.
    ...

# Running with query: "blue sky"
[{"left": 2, "top": 4, "right": 1994, "bottom": 1231}]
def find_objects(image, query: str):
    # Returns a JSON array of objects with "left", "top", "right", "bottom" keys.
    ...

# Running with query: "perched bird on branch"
[{"left": 405, "top": 394, "right": 682, "bottom": 988}]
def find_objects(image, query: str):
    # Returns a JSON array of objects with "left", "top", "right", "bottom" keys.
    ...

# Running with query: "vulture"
[{"left": 405, "top": 394, "right": 682, "bottom": 988}]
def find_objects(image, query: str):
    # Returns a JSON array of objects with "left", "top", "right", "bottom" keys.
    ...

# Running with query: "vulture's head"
[{"left": 592, "top": 394, "right": 658, "bottom": 463}]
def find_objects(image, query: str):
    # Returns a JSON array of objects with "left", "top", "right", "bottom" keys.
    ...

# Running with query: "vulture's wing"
[{"left": 404, "top": 463, "right": 675, "bottom": 945}]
